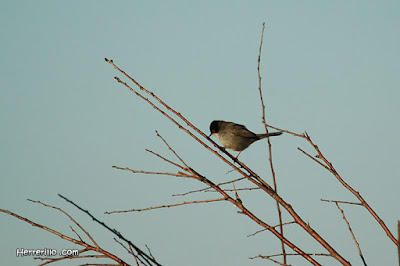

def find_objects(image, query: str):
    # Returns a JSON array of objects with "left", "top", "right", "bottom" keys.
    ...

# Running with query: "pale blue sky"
[{"left": 1, "top": 1, "right": 399, "bottom": 265}]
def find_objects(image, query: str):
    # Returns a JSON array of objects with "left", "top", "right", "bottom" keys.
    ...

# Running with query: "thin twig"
[
  {"left": 321, "top": 199, "right": 362, "bottom": 206},
  {"left": 145, "top": 245, "right": 155, "bottom": 260},
  {"left": 28, "top": 199, "right": 100, "bottom": 250},
  {"left": 114, "top": 238, "right": 141, "bottom": 266},
  {"left": 335, "top": 203, "right": 367, "bottom": 266},
  {"left": 265, "top": 124, "right": 305, "bottom": 138},
  {"left": 112, "top": 166, "right": 193, "bottom": 178},
  {"left": 129, "top": 243, "right": 141, "bottom": 266},
  {"left": 251, "top": 254, "right": 291, "bottom": 266},
  {"left": 70, "top": 226, "right": 84, "bottom": 242},
  {"left": 247, "top": 221, "right": 296, "bottom": 237},
  {"left": 208, "top": 187, "right": 260, "bottom": 192},
  {"left": 257, "top": 21, "right": 286, "bottom": 264},
  {"left": 172, "top": 177, "right": 247, "bottom": 197},
  {"left": 105, "top": 198, "right": 226, "bottom": 214},
  {"left": 36, "top": 254, "right": 110, "bottom": 266},
  {"left": 58, "top": 194, "right": 161, "bottom": 266},
  {"left": 297, "top": 147, "right": 331, "bottom": 172},
  {"left": 251, "top": 253, "right": 332, "bottom": 259},
  {"left": 146, "top": 149, "right": 188, "bottom": 171}
]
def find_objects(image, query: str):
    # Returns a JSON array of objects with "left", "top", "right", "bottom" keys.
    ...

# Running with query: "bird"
[{"left": 209, "top": 120, "right": 282, "bottom": 157}]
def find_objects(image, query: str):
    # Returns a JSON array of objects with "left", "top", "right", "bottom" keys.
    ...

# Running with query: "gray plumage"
[{"left": 209, "top": 120, "right": 282, "bottom": 151}]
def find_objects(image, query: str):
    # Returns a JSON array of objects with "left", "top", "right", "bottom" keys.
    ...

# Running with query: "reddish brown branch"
[
  {"left": 397, "top": 221, "right": 400, "bottom": 266},
  {"left": 335, "top": 203, "right": 366, "bottom": 265},
  {"left": 321, "top": 199, "right": 362, "bottom": 206},
  {"left": 28, "top": 199, "right": 101, "bottom": 250},
  {"left": 257, "top": 21, "right": 286, "bottom": 265},
  {"left": 302, "top": 132, "right": 397, "bottom": 246},
  {"left": 58, "top": 194, "right": 161, "bottom": 266},
  {"left": 172, "top": 176, "right": 247, "bottom": 196},
  {"left": 247, "top": 221, "right": 296, "bottom": 237},
  {"left": 145, "top": 148, "right": 188, "bottom": 171},
  {"left": 35, "top": 254, "right": 109, "bottom": 266},
  {"left": 267, "top": 123, "right": 397, "bottom": 246},
  {"left": 129, "top": 133, "right": 322, "bottom": 265},
  {"left": 105, "top": 58, "right": 350, "bottom": 265},
  {"left": 114, "top": 238, "right": 140, "bottom": 266},
  {"left": 112, "top": 165, "right": 193, "bottom": 178},
  {"left": 0, "top": 208, "right": 128, "bottom": 265},
  {"left": 253, "top": 255, "right": 290, "bottom": 266},
  {"left": 297, "top": 147, "right": 331, "bottom": 172},
  {"left": 105, "top": 198, "right": 227, "bottom": 214}
]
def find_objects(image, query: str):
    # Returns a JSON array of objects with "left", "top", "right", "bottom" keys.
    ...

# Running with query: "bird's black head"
[{"left": 209, "top": 120, "right": 221, "bottom": 136}]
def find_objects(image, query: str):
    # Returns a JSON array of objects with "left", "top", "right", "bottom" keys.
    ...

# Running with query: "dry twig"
[
  {"left": 110, "top": 131, "right": 322, "bottom": 265},
  {"left": 269, "top": 124, "right": 397, "bottom": 246},
  {"left": 105, "top": 198, "right": 226, "bottom": 214},
  {"left": 0, "top": 207, "right": 129, "bottom": 266},
  {"left": 335, "top": 203, "right": 367, "bottom": 266},
  {"left": 58, "top": 194, "right": 161, "bottom": 266},
  {"left": 321, "top": 199, "right": 362, "bottom": 206},
  {"left": 105, "top": 57, "right": 351, "bottom": 265},
  {"left": 257, "top": 21, "right": 286, "bottom": 264}
]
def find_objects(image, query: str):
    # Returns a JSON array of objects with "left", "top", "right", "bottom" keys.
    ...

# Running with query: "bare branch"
[
  {"left": 70, "top": 226, "right": 84, "bottom": 243},
  {"left": 247, "top": 221, "right": 296, "bottom": 237},
  {"left": 58, "top": 194, "right": 161, "bottom": 266},
  {"left": 27, "top": 199, "right": 100, "bottom": 250},
  {"left": 172, "top": 177, "right": 247, "bottom": 197},
  {"left": 257, "top": 21, "right": 286, "bottom": 264},
  {"left": 112, "top": 165, "right": 193, "bottom": 178},
  {"left": 251, "top": 254, "right": 291, "bottom": 266},
  {"left": 321, "top": 199, "right": 362, "bottom": 206},
  {"left": 145, "top": 149, "right": 188, "bottom": 171},
  {"left": 114, "top": 238, "right": 141, "bottom": 266},
  {"left": 0, "top": 208, "right": 128, "bottom": 266},
  {"left": 335, "top": 203, "right": 367, "bottom": 266},
  {"left": 105, "top": 58, "right": 350, "bottom": 265},
  {"left": 297, "top": 147, "right": 331, "bottom": 172},
  {"left": 301, "top": 133, "right": 398, "bottom": 245},
  {"left": 267, "top": 121, "right": 398, "bottom": 246},
  {"left": 105, "top": 198, "right": 227, "bottom": 214}
]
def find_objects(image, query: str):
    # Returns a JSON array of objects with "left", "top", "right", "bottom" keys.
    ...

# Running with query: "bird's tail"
[{"left": 257, "top": 131, "right": 283, "bottom": 139}]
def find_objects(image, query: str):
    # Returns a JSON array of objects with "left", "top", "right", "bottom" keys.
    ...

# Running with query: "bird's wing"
[{"left": 229, "top": 123, "right": 258, "bottom": 139}]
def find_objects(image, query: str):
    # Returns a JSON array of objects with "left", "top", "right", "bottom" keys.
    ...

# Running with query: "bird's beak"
[{"left": 208, "top": 133, "right": 212, "bottom": 137}]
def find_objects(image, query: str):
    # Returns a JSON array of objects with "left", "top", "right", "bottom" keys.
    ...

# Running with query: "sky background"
[{"left": 1, "top": 1, "right": 399, "bottom": 265}]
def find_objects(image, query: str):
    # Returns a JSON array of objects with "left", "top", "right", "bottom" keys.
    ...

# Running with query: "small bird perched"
[{"left": 209, "top": 120, "right": 282, "bottom": 156}]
